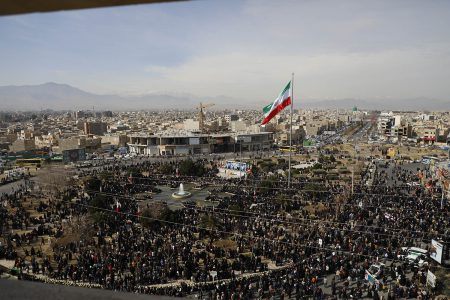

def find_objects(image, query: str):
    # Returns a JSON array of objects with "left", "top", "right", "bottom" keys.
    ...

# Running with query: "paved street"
[{"left": 0, "top": 179, "right": 25, "bottom": 195}]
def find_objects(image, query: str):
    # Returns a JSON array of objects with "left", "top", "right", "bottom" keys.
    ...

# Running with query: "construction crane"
[{"left": 197, "top": 102, "right": 215, "bottom": 132}]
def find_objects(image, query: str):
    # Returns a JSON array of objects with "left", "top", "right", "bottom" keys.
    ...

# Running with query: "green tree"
[
  {"left": 304, "top": 182, "right": 326, "bottom": 191},
  {"left": 259, "top": 175, "right": 278, "bottom": 193},
  {"left": 179, "top": 159, "right": 205, "bottom": 176},
  {"left": 268, "top": 193, "right": 293, "bottom": 211},
  {"left": 140, "top": 208, "right": 157, "bottom": 228},
  {"left": 88, "top": 194, "right": 110, "bottom": 224},
  {"left": 318, "top": 154, "right": 326, "bottom": 164},
  {"left": 98, "top": 172, "right": 112, "bottom": 181},
  {"left": 140, "top": 204, "right": 177, "bottom": 228},
  {"left": 311, "top": 163, "right": 323, "bottom": 170},
  {"left": 159, "top": 163, "right": 174, "bottom": 175},
  {"left": 228, "top": 204, "right": 243, "bottom": 213},
  {"left": 84, "top": 176, "right": 102, "bottom": 192},
  {"left": 200, "top": 214, "right": 220, "bottom": 229}
]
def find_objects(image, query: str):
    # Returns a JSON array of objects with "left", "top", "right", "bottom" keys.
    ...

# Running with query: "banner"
[
  {"left": 365, "top": 271, "right": 378, "bottom": 285},
  {"left": 430, "top": 239, "right": 444, "bottom": 264},
  {"left": 224, "top": 161, "right": 248, "bottom": 172},
  {"left": 426, "top": 270, "right": 436, "bottom": 288},
  {"left": 62, "top": 149, "right": 86, "bottom": 163}
]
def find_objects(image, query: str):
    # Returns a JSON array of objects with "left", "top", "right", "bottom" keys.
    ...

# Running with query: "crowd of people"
[{"left": 0, "top": 155, "right": 448, "bottom": 299}]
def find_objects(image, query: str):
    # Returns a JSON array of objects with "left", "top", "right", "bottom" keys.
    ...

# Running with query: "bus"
[
  {"left": 421, "top": 156, "right": 441, "bottom": 164},
  {"left": 15, "top": 158, "right": 44, "bottom": 167},
  {"left": 279, "top": 146, "right": 298, "bottom": 153},
  {"left": 50, "top": 155, "right": 63, "bottom": 162}
]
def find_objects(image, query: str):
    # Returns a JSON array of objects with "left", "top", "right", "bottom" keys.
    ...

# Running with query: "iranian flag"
[{"left": 261, "top": 81, "right": 292, "bottom": 125}]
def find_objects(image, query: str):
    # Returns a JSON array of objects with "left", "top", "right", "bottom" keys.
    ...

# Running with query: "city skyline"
[
  {"left": 2, "top": 81, "right": 450, "bottom": 111},
  {"left": 1, "top": 0, "right": 450, "bottom": 107},
  {"left": 1, "top": 1, "right": 450, "bottom": 298}
]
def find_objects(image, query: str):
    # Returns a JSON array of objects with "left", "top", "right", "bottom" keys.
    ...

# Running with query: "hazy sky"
[{"left": 1, "top": 0, "right": 450, "bottom": 103}]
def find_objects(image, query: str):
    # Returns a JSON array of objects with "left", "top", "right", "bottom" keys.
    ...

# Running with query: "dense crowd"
[{"left": 0, "top": 157, "right": 448, "bottom": 299}]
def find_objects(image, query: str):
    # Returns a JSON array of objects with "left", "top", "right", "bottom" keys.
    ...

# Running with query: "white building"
[
  {"left": 183, "top": 119, "right": 200, "bottom": 131},
  {"left": 224, "top": 114, "right": 239, "bottom": 122},
  {"left": 230, "top": 120, "right": 247, "bottom": 132},
  {"left": 128, "top": 131, "right": 274, "bottom": 156},
  {"left": 129, "top": 131, "right": 210, "bottom": 156}
]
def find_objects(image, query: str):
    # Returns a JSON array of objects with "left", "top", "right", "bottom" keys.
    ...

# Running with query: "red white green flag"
[{"left": 261, "top": 81, "right": 292, "bottom": 125}]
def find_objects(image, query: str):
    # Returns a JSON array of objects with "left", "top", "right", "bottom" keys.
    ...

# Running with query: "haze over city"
[{"left": 1, "top": 0, "right": 450, "bottom": 110}]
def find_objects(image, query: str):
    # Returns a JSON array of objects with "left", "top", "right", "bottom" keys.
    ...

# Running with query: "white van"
[{"left": 400, "top": 247, "right": 428, "bottom": 267}]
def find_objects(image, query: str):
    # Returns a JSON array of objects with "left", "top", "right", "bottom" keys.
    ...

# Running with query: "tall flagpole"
[{"left": 288, "top": 73, "right": 294, "bottom": 189}]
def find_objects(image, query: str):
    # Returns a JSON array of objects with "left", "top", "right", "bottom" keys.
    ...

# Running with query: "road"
[
  {"left": 349, "top": 122, "right": 372, "bottom": 144},
  {"left": 0, "top": 179, "right": 26, "bottom": 195},
  {"left": 376, "top": 161, "right": 424, "bottom": 187}
]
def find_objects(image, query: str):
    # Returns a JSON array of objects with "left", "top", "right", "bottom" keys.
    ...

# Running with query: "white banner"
[
  {"left": 430, "top": 239, "right": 443, "bottom": 264},
  {"left": 427, "top": 270, "right": 436, "bottom": 287}
]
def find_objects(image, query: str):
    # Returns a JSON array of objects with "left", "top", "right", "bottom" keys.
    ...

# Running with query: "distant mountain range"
[
  {"left": 0, "top": 82, "right": 449, "bottom": 111},
  {"left": 0, "top": 82, "right": 200, "bottom": 111}
]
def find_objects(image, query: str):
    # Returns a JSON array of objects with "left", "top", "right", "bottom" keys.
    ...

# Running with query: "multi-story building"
[
  {"left": 230, "top": 120, "right": 247, "bottom": 132},
  {"left": 57, "top": 136, "right": 101, "bottom": 153},
  {"left": 18, "top": 129, "right": 34, "bottom": 140},
  {"left": 0, "top": 133, "right": 18, "bottom": 144},
  {"left": 418, "top": 127, "right": 437, "bottom": 144},
  {"left": 75, "top": 111, "right": 85, "bottom": 119},
  {"left": 109, "top": 122, "right": 130, "bottom": 133},
  {"left": 102, "top": 111, "right": 113, "bottom": 118},
  {"left": 9, "top": 139, "right": 36, "bottom": 153},
  {"left": 128, "top": 131, "right": 274, "bottom": 156},
  {"left": 101, "top": 134, "right": 128, "bottom": 147},
  {"left": 224, "top": 114, "right": 239, "bottom": 122},
  {"left": 183, "top": 119, "right": 200, "bottom": 131},
  {"left": 84, "top": 122, "right": 108, "bottom": 135},
  {"left": 276, "top": 127, "right": 306, "bottom": 145},
  {"left": 35, "top": 134, "right": 56, "bottom": 149},
  {"left": 233, "top": 132, "right": 274, "bottom": 152},
  {"left": 129, "top": 131, "right": 210, "bottom": 156},
  {"left": 378, "top": 113, "right": 411, "bottom": 138}
]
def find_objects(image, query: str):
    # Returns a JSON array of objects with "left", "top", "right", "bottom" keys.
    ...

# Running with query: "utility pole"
[
  {"left": 288, "top": 73, "right": 294, "bottom": 189},
  {"left": 239, "top": 140, "right": 242, "bottom": 178},
  {"left": 351, "top": 166, "right": 354, "bottom": 195}
]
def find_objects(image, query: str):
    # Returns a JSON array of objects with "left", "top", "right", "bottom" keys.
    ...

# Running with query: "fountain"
[{"left": 171, "top": 183, "right": 192, "bottom": 199}]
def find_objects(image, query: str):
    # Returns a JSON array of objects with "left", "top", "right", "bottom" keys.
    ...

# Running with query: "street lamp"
[{"left": 239, "top": 138, "right": 242, "bottom": 178}]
